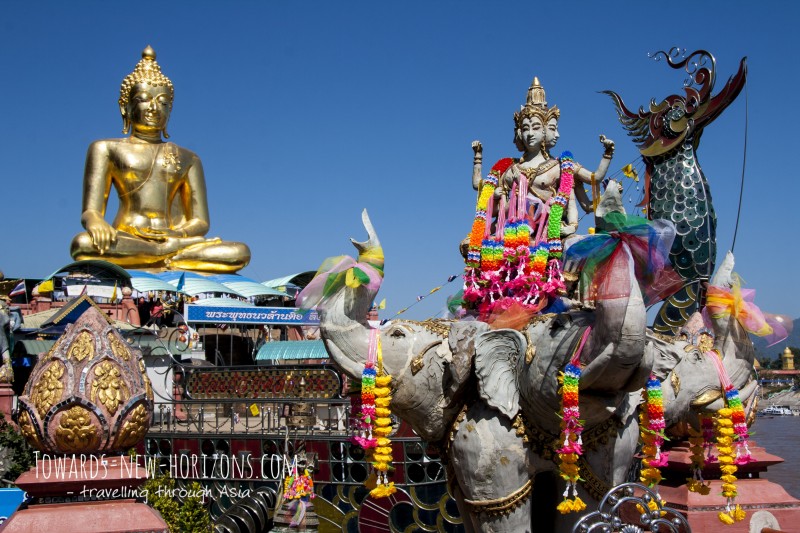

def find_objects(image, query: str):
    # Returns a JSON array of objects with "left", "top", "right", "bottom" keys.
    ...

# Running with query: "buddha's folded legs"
[
  {"left": 70, "top": 231, "right": 250, "bottom": 272},
  {"left": 167, "top": 240, "right": 251, "bottom": 273}
]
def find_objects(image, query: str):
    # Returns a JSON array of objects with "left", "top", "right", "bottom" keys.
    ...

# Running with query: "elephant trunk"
[
  {"left": 581, "top": 243, "right": 647, "bottom": 391},
  {"left": 707, "top": 251, "right": 755, "bottom": 392},
  {"left": 317, "top": 210, "right": 383, "bottom": 380}
]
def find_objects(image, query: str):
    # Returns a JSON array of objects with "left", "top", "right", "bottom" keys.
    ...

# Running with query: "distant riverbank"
[{"left": 752, "top": 416, "right": 800, "bottom": 499}]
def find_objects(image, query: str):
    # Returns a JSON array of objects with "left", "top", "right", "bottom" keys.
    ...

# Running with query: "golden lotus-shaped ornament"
[{"left": 16, "top": 306, "right": 153, "bottom": 454}]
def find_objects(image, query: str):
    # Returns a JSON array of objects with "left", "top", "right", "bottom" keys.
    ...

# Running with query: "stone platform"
[{"left": 660, "top": 441, "right": 800, "bottom": 532}]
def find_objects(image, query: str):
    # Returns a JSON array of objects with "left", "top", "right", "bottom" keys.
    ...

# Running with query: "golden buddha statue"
[{"left": 70, "top": 46, "right": 250, "bottom": 273}]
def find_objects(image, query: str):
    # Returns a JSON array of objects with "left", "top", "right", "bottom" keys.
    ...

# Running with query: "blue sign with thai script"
[
  {"left": 0, "top": 488, "right": 26, "bottom": 524},
  {"left": 185, "top": 305, "right": 320, "bottom": 325}
]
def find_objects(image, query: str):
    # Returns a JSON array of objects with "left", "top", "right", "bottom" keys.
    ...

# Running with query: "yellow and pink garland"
[
  {"left": 555, "top": 326, "right": 591, "bottom": 514},
  {"left": 705, "top": 350, "right": 750, "bottom": 524},
  {"left": 353, "top": 329, "right": 396, "bottom": 499},
  {"left": 639, "top": 374, "right": 668, "bottom": 491}
]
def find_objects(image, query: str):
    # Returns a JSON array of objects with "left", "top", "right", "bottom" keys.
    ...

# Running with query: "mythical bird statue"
[{"left": 603, "top": 49, "right": 747, "bottom": 334}]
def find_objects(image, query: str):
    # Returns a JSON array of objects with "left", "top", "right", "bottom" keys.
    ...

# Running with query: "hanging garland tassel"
[
  {"left": 639, "top": 374, "right": 668, "bottom": 490},
  {"left": 353, "top": 331, "right": 378, "bottom": 450},
  {"left": 555, "top": 327, "right": 591, "bottom": 514},
  {"left": 705, "top": 349, "right": 750, "bottom": 524},
  {"left": 686, "top": 418, "right": 711, "bottom": 495},
  {"left": 370, "top": 334, "right": 397, "bottom": 498}
]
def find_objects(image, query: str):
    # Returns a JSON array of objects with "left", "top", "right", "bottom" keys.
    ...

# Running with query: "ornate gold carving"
[
  {"left": 442, "top": 404, "right": 469, "bottom": 457},
  {"left": 691, "top": 388, "right": 722, "bottom": 407},
  {"left": 523, "top": 330, "right": 536, "bottom": 365},
  {"left": 404, "top": 319, "right": 450, "bottom": 338},
  {"left": 670, "top": 372, "right": 681, "bottom": 395},
  {"left": 69, "top": 331, "right": 94, "bottom": 362},
  {"left": 651, "top": 332, "right": 678, "bottom": 344},
  {"left": 577, "top": 455, "right": 610, "bottom": 501},
  {"left": 512, "top": 414, "right": 528, "bottom": 443},
  {"left": 31, "top": 361, "right": 64, "bottom": 418},
  {"left": 116, "top": 404, "right": 149, "bottom": 449},
  {"left": 55, "top": 406, "right": 101, "bottom": 453},
  {"left": 697, "top": 332, "right": 715, "bottom": 354},
  {"left": 138, "top": 360, "right": 154, "bottom": 401},
  {"left": 410, "top": 355, "right": 424, "bottom": 375},
  {"left": 463, "top": 479, "right": 533, "bottom": 517},
  {"left": 562, "top": 271, "right": 579, "bottom": 282},
  {"left": 18, "top": 410, "right": 41, "bottom": 449},
  {"left": 525, "top": 313, "right": 556, "bottom": 329},
  {"left": 91, "top": 361, "right": 129, "bottom": 415},
  {"left": 107, "top": 333, "right": 131, "bottom": 361}
]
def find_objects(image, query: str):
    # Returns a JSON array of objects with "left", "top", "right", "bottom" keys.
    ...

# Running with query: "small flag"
[
  {"left": 447, "top": 275, "right": 458, "bottom": 283},
  {"left": 36, "top": 279, "right": 54, "bottom": 293},
  {"left": 176, "top": 272, "right": 186, "bottom": 293},
  {"left": 622, "top": 164, "right": 639, "bottom": 182},
  {"left": 110, "top": 281, "right": 118, "bottom": 301},
  {"left": 377, "top": 299, "right": 386, "bottom": 310},
  {"left": 9, "top": 281, "right": 25, "bottom": 297},
  {"left": 416, "top": 295, "right": 424, "bottom": 302}
]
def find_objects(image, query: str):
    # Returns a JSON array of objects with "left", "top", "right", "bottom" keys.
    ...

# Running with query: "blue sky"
[{"left": 1, "top": 1, "right": 798, "bottom": 321}]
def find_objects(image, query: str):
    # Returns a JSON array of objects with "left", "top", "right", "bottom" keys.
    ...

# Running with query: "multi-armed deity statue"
[
  {"left": 70, "top": 46, "right": 250, "bottom": 273},
  {"left": 463, "top": 78, "right": 616, "bottom": 318}
]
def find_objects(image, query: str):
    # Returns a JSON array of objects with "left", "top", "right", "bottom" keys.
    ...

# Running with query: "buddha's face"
[
  {"left": 127, "top": 83, "right": 172, "bottom": 134},
  {"left": 518, "top": 116, "right": 545, "bottom": 153},
  {"left": 546, "top": 117, "right": 559, "bottom": 150}
]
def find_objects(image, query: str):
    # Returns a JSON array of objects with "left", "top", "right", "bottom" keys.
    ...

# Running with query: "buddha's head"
[
  {"left": 119, "top": 46, "right": 175, "bottom": 139},
  {"left": 514, "top": 77, "right": 559, "bottom": 157}
]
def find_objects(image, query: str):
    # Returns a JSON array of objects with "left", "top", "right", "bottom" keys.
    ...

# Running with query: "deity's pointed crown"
[
  {"left": 119, "top": 46, "right": 174, "bottom": 109},
  {"left": 514, "top": 77, "right": 560, "bottom": 128}
]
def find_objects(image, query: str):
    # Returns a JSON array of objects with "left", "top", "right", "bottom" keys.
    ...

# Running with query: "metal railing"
[{"left": 149, "top": 397, "right": 354, "bottom": 439}]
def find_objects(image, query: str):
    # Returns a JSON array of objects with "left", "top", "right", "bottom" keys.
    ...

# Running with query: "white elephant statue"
[{"left": 310, "top": 207, "right": 757, "bottom": 532}]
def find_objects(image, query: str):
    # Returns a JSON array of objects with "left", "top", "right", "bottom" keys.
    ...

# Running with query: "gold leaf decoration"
[
  {"left": 18, "top": 410, "right": 42, "bottom": 449},
  {"left": 68, "top": 331, "right": 94, "bottom": 362},
  {"left": 670, "top": 372, "right": 681, "bottom": 395},
  {"left": 91, "top": 361, "right": 129, "bottom": 416},
  {"left": 116, "top": 404, "right": 149, "bottom": 449},
  {"left": 138, "top": 359, "right": 154, "bottom": 401},
  {"left": 107, "top": 332, "right": 131, "bottom": 361},
  {"left": 55, "top": 406, "right": 101, "bottom": 453},
  {"left": 30, "top": 361, "right": 64, "bottom": 418}
]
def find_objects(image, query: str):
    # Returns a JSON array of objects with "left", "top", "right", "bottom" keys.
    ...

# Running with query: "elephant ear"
[{"left": 475, "top": 329, "right": 526, "bottom": 420}]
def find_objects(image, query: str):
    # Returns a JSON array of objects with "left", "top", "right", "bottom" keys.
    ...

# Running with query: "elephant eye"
[{"left": 389, "top": 328, "right": 406, "bottom": 339}]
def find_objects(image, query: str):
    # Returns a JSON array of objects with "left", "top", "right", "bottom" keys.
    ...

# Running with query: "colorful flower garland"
[
  {"left": 282, "top": 457, "right": 316, "bottom": 528},
  {"left": 283, "top": 464, "right": 315, "bottom": 500},
  {"left": 639, "top": 374, "right": 668, "bottom": 491},
  {"left": 352, "top": 333, "right": 377, "bottom": 449},
  {"left": 353, "top": 329, "right": 396, "bottom": 499},
  {"left": 370, "top": 334, "right": 396, "bottom": 498},
  {"left": 462, "top": 152, "right": 574, "bottom": 317},
  {"left": 705, "top": 349, "right": 752, "bottom": 524},
  {"left": 556, "top": 326, "right": 591, "bottom": 514}
]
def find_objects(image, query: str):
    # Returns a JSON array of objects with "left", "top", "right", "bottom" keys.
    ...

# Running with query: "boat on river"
[{"left": 759, "top": 405, "right": 794, "bottom": 416}]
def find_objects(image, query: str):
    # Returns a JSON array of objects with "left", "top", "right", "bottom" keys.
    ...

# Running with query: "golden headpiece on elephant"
[
  {"left": 118, "top": 45, "right": 175, "bottom": 110},
  {"left": 513, "top": 76, "right": 560, "bottom": 128}
]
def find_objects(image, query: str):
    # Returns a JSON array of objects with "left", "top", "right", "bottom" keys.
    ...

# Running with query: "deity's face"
[
  {"left": 518, "top": 116, "right": 545, "bottom": 154},
  {"left": 546, "top": 117, "right": 559, "bottom": 150},
  {"left": 126, "top": 83, "right": 172, "bottom": 135}
]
